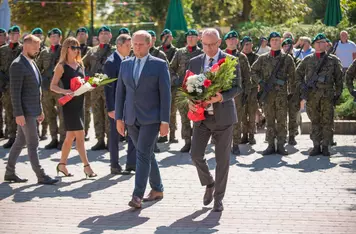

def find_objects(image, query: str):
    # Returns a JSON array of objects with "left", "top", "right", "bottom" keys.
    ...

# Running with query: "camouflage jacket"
[
  {"left": 150, "top": 47, "right": 168, "bottom": 63},
  {"left": 296, "top": 53, "right": 343, "bottom": 97},
  {"left": 83, "top": 44, "right": 113, "bottom": 76},
  {"left": 36, "top": 45, "right": 61, "bottom": 79},
  {"left": 251, "top": 51, "right": 296, "bottom": 95},
  {"left": 80, "top": 44, "right": 91, "bottom": 57},
  {"left": 244, "top": 52, "right": 259, "bottom": 89},
  {"left": 0, "top": 43, "right": 23, "bottom": 89},
  {"left": 170, "top": 46, "right": 203, "bottom": 87},
  {"left": 159, "top": 44, "right": 177, "bottom": 63},
  {"left": 346, "top": 59, "right": 356, "bottom": 94}
]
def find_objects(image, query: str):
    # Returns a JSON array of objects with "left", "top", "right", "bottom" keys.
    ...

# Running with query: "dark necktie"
[{"left": 208, "top": 57, "right": 214, "bottom": 67}]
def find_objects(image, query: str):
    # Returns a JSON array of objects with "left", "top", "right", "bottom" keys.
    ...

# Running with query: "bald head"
[
  {"left": 201, "top": 28, "right": 221, "bottom": 57},
  {"left": 23, "top": 35, "right": 41, "bottom": 59}
]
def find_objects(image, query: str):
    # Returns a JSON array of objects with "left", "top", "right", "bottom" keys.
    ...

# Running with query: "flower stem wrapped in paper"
[
  {"left": 58, "top": 73, "right": 117, "bottom": 106},
  {"left": 177, "top": 56, "right": 238, "bottom": 121}
]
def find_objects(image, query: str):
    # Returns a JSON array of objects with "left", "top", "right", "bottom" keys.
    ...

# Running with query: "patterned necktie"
[
  {"left": 208, "top": 57, "right": 214, "bottom": 67},
  {"left": 133, "top": 58, "right": 141, "bottom": 85}
]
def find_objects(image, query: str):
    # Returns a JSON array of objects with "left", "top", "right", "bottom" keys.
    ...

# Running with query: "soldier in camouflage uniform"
[
  {"left": 76, "top": 27, "right": 92, "bottom": 141},
  {"left": 346, "top": 59, "right": 356, "bottom": 99},
  {"left": 83, "top": 26, "right": 112, "bottom": 150},
  {"left": 0, "top": 26, "right": 23, "bottom": 148},
  {"left": 241, "top": 36, "right": 259, "bottom": 145},
  {"left": 170, "top": 29, "right": 203, "bottom": 152},
  {"left": 251, "top": 32, "right": 296, "bottom": 155},
  {"left": 296, "top": 33, "right": 343, "bottom": 156},
  {"left": 0, "top": 28, "right": 7, "bottom": 139},
  {"left": 36, "top": 28, "right": 65, "bottom": 149},
  {"left": 223, "top": 31, "right": 251, "bottom": 155},
  {"left": 31, "top": 28, "right": 46, "bottom": 52},
  {"left": 147, "top": 30, "right": 168, "bottom": 62},
  {"left": 282, "top": 38, "right": 300, "bottom": 146}
]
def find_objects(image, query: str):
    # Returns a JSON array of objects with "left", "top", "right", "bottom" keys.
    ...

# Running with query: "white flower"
[
  {"left": 196, "top": 88, "right": 203, "bottom": 93},
  {"left": 187, "top": 85, "right": 195, "bottom": 93}
]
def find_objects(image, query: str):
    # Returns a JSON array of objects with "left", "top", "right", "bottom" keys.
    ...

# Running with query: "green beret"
[
  {"left": 268, "top": 32, "right": 281, "bottom": 42},
  {"left": 241, "top": 36, "right": 252, "bottom": 46},
  {"left": 185, "top": 29, "right": 198, "bottom": 37},
  {"left": 0, "top": 28, "right": 6, "bottom": 34},
  {"left": 326, "top": 38, "right": 331, "bottom": 43},
  {"left": 98, "top": 25, "right": 111, "bottom": 34},
  {"left": 76, "top": 27, "right": 88, "bottom": 35},
  {"left": 224, "top": 30, "right": 239, "bottom": 41},
  {"left": 31, "top": 28, "right": 43, "bottom": 35},
  {"left": 312, "top": 33, "right": 327, "bottom": 44},
  {"left": 118, "top": 27, "right": 130, "bottom": 35},
  {"left": 8, "top": 25, "right": 20, "bottom": 33},
  {"left": 261, "top": 36, "right": 268, "bottom": 41},
  {"left": 282, "top": 38, "right": 293, "bottom": 47},
  {"left": 48, "top": 28, "right": 62, "bottom": 37},
  {"left": 147, "top": 30, "right": 156, "bottom": 37},
  {"left": 160, "top": 29, "right": 172, "bottom": 39}
]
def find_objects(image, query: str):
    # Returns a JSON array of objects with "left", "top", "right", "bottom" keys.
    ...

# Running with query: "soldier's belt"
[{"left": 316, "top": 83, "right": 333, "bottom": 89}]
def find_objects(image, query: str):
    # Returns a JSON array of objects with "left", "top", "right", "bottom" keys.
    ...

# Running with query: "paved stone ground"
[{"left": 0, "top": 115, "right": 355, "bottom": 234}]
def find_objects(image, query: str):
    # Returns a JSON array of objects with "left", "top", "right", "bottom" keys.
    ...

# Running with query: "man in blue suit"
[
  {"left": 104, "top": 34, "right": 136, "bottom": 175},
  {"left": 115, "top": 30, "right": 171, "bottom": 208}
]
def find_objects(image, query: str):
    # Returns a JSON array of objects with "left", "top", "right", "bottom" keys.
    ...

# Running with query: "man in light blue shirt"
[{"left": 295, "top": 37, "right": 315, "bottom": 60}]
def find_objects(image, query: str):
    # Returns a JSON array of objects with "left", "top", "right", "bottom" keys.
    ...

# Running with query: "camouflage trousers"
[
  {"left": 91, "top": 86, "right": 109, "bottom": 141},
  {"left": 0, "top": 92, "right": 3, "bottom": 133},
  {"left": 241, "top": 88, "right": 258, "bottom": 135},
  {"left": 306, "top": 90, "right": 334, "bottom": 146},
  {"left": 84, "top": 92, "right": 91, "bottom": 135},
  {"left": 288, "top": 94, "right": 300, "bottom": 137},
  {"left": 265, "top": 92, "right": 288, "bottom": 145},
  {"left": 2, "top": 89, "right": 16, "bottom": 138},
  {"left": 171, "top": 87, "right": 192, "bottom": 140},
  {"left": 42, "top": 90, "right": 65, "bottom": 141},
  {"left": 232, "top": 93, "right": 244, "bottom": 145}
]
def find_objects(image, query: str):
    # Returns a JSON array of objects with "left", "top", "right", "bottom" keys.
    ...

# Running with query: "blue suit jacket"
[
  {"left": 104, "top": 51, "right": 121, "bottom": 112},
  {"left": 115, "top": 54, "right": 171, "bottom": 126}
]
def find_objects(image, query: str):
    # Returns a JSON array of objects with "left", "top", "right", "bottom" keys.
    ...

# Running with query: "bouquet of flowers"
[
  {"left": 178, "top": 56, "right": 238, "bottom": 121},
  {"left": 58, "top": 73, "right": 117, "bottom": 106}
]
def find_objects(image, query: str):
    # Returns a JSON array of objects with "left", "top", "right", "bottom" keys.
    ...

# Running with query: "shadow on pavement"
[{"left": 236, "top": 155, "right": 287, "bottom": 172}]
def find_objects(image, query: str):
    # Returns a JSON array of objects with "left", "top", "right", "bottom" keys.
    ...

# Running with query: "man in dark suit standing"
[
  {"left": 104, "top": 34, "right": 136, "bottom": 175},
  {"left": 115, "top": 30, "right": 171, "bottom": 208},
  {"left": 188, "top": 28, "right": 241, "bottom": 212},
  {"left": 4, "top": 35, "right": 58, "bottom": 185}
]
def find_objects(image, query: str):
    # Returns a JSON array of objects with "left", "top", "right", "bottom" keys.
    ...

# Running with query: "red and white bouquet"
[
  {"left": 58, "top": 73, "right": 117, "bottom": 106},
  {"left": 178, "top": 56, "right": 238, "bottom": 121}
]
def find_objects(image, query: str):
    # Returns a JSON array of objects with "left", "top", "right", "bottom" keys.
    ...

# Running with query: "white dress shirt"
[
  {"left": 115, "top": 50, "right": 128, "bottom": 61},
  {"left": 204, "top": 49, "right": 221, "bottom": 72},
  {"left": 23, "top": 54, "right": 40, "bottom": 84}
]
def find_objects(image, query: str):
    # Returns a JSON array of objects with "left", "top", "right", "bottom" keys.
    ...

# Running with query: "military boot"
[
  {"left": 180, "top": 139, "right": 191, "bottom": 153},
  {"left": 45, "top": 139, "right": 59, "bottom": 150},
  {"left": 231, "top": 144, "right": 240, "bottom": 155},
  {"left": 262, "top": 144, "right": 275, "bottom": 155},
  {"left": 309, "top": 145, "right": 321, "bottom": 156},
  {"left": 157, "top": 136, "right": 168, "bottom": 143},
  {"left": 248, "top": 134, "right": 256, "bottom": 145},
  {"left": 3, "top": 138, "right": 15, "bottom": 149},
  {"left": 322, "top": 145, "right": 331, "bottom": 157},
  {"left": 240, "top": 134, "right": 249, "bottom": 144},
  {"left": 288, "top": 136, "right": 297, "bottom": 145},
  {"left": 91, "top": 139, "right": 106, "bottom": 151},
  {"left": 169, "top": 132, "right": 178, "bottom": 143},
  {"left": 276, "top": 143, "right": 288, "bottom": 155}
]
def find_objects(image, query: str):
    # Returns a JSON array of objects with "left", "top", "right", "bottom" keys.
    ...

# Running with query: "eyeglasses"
[
  {"left": 70, "top": 46, "right": 81, "bottom": 50},
  {"left": 202, "top": 40, "right": 219, "bottom": 48}
]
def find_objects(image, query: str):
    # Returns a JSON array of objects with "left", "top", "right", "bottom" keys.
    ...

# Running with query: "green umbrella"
[
  {"left": 164, "top": 0, "right": 188, "bottom": 36},
  {"left": 324, "top": 0, "right": 342, "bottom": 26}
]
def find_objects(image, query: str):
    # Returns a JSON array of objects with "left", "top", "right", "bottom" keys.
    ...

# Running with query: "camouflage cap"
[
  {"left": 185, "top": 29, "right": 198, "bottom": 37},
  {"left": 224, "top": 30, "right": 239, "bottom": 41},
  {"left": 282, "top": 38, "right": 293, "bottom": 47},
  {"left": 312, "top": 33, "right": 327, "bottom": 44},
  {"left": 147, "top": 30, "right": 156, "bottom": 37},
  {"left": 0, "top": 28, "right": 6, "bottom": 34},
  {"left": 98, "top": 25, "right": 111, "bottom": 34},
  {"left": 76, "top": 27, "right": 88, "bottom": 35},
  {"left": 31, "top": 27, "right": 43, "bottom": 35},
  {"left": 160, "top": 29, "right": 172, "bottom": 39},
  {"left": 240, "top": 36, "right": 252, "bottom": 46},
  {"left": 8, "top": 25, "right": 20, "bottom": 33},
  {"left": 268, "top": 32, "right": 281, "bottom": 42},
  {"left": 118, "top": 27, "right": 130, "bottom": 35},
  {"left": 48, "top": 28, "right": 62, "bottom": 37}
]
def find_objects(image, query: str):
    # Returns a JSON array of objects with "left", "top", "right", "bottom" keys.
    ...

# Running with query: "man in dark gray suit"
[
  {"left": 115, "top": 30, "right": 171, "bottom": 208},
  {"left": 4, "top": 35, "right": 58, "bottom": 185},
  {"left": 188, "top": 28, "right": 241, "bottom": 212}
]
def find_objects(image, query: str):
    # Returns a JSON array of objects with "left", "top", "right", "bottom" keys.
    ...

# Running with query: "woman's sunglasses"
[{"left": 70, "top": 46, "right": 81, "bottom": 50}]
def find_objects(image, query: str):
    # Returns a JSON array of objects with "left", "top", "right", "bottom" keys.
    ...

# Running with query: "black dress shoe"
[
  {"left": 39, "top": 135, "right": 48, "bottom": 141},
  {"left": 203, "top": 184, "right": 215, "bottom": 206},
  {"left": 91, "top": 140, "right": 106, "bottom": 151},
  {"left": 213, "top": 200, "right": 224, "bottom": 212},
  {"left": 45, "top": 139, "right": 59, "bottom": 149},
  {"left": 4, "top": 173, "right": 28, "bottom": 183},
  {"left": 157, "top": 136, "right": 168, "bottom": 143},
  {"left": 3, "top": 138, "right": 15, "bottom": 149},
  {"left": 110, "top": 166, "right": 123, "bottom": 175},
  {"left": 38, "top": 175, "right": 59, "bottom": 185},
  {"left": 231, "top": 144, "right": 240, "bottom": 155}
]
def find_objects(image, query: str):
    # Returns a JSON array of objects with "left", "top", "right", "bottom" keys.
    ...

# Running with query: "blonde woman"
[{"left": 50, "top": 37, "right": 97, "bottom": 178}]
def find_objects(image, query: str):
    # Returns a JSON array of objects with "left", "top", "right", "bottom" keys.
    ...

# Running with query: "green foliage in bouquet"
[{"left": 335, "top": 88, "right": 356, "bottom": 120}]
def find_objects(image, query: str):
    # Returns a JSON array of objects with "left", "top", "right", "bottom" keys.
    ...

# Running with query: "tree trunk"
[{"left": 241, "top": 0, "right": 252, "bottom": 21}]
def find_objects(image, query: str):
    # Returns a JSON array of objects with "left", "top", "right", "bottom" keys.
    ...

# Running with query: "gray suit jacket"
[
  {"left": 188, "top": 51, "right": 242, "bottom": 126},
  {"left": 115, "top": 54, "right": 171, "bottom": 126},
  {"left": 10, "top": 54, "right": 42, "bottom": 117}
]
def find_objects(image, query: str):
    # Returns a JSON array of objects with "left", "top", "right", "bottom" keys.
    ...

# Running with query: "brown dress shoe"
[
  {"left": 203, "top": 185, "right": 215, "bottom": 206},
  {"left": 128, "top": 196, "right": 142, "bottom": 209},
  {"left": 143, "top": 190, "right": 164, "bottom": 202}
]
